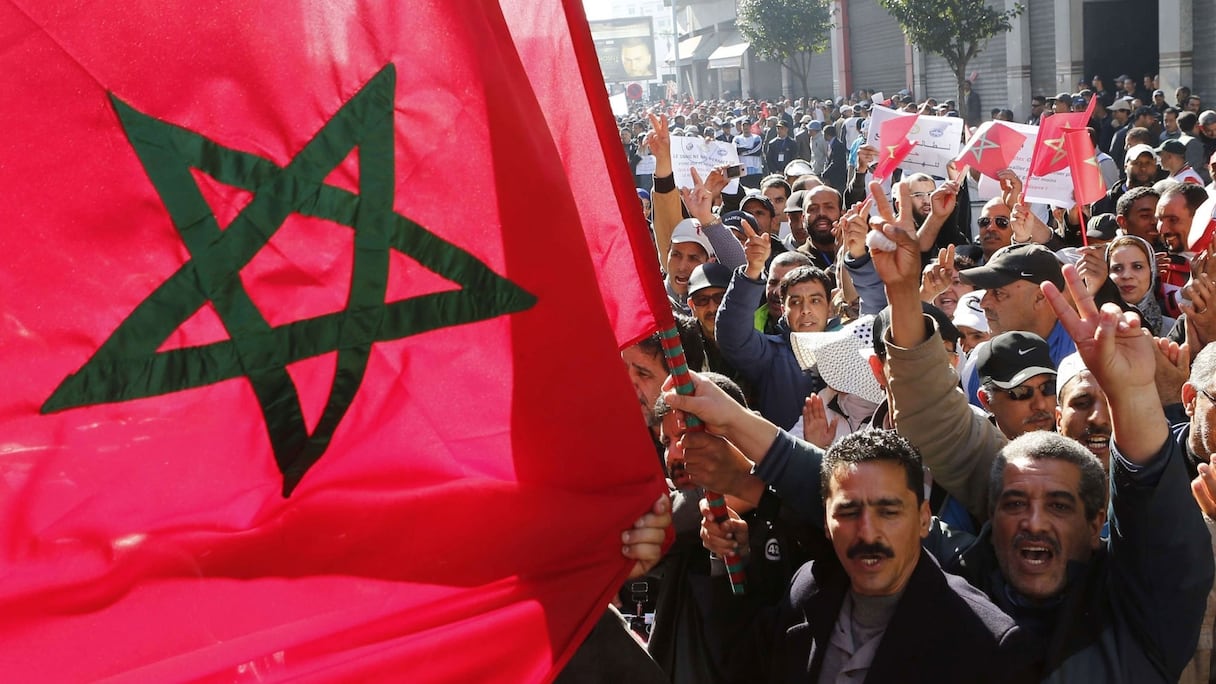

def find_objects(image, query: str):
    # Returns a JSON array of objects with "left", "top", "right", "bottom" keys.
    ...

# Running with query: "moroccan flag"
[
  {"left": 0, "top": 1, "right": 667, "bottom": 681},
  {"left": 1028, "top": 96, "right": 1097, "bottom": 177},
  {"left": 955, "top": 121, "right": 1027, "bottom": 180},
  {"left": 1063, "top": 127, "right": 1107, "bottom": 205},
  {"left": 873, "top": 114, "right": 919, "bottom": 182}
]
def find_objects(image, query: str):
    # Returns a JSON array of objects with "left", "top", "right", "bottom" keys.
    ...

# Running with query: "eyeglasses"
[
  {"left": 691, "top": 292, "right": 725, "bottom": 307},
  {"left": 977, "top": 216, "right": 1011, "bottom": 229},
  {"left": 909, "top": 191, "right": 932, "bottom": 199},
  {"left": 1001, "top": 379, "right": 1056, "bottom": 401},
  {"left": 1199, "top": 386, "right": 1216, "bottom": 405}
]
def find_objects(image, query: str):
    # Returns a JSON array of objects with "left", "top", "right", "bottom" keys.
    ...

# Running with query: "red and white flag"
[
  {"left": 873, "top": 114, "right": 919, "bottom": 182},
  {"left": 1028, "top": 96, "right": 1097, "bottom": 177},
  {"left": 1063, "top": 127, "right": 1107, "bottom": 205},
  {"left": 0, "top": 1, "right": 666, "bottom": 681},
  {"left": 954, "top": 121, "right": 1027, "bottom": 180}
]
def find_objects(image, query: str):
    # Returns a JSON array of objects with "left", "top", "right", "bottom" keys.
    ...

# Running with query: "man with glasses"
[
  {"left": 1026, "top": 95, "right": 1046, "bottom": 125},
  {"left": 960, "top": 244, "right": 1076, "bottom": 364},
  {"left": 976, "top": 198, "right": 1014, "bottom": 262},
  {"left": 973, "top": 332, "right": 1057, "bottom": 438}
]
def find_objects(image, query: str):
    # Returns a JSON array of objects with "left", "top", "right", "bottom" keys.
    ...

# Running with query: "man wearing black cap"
[
  {"left": 1052, "top": 92, "right": 1072, "bottom": 115},
  {"left": 959, "top": 243, "right": 1076, "bottom": 367},
  {"left": 972, "top": 332, "right": 1058, "bottom": 438},
  {"left": 1157, "top": 138, "right": 1205, "bottom": 184}
]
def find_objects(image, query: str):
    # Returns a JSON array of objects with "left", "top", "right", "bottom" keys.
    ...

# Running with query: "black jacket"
[{"left": 712, "top": 552, "right": 1040, "bottom": 683}]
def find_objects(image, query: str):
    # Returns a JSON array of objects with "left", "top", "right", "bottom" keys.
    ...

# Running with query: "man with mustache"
[
  {"left": 974, "top": 332, "right": 1059, "bottom": 438},
  {"left": 698, "top": 430, "right": 1037, "bottom": 682}
]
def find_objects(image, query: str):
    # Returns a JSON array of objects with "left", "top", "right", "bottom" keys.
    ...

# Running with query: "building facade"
[{"left": 649, "top": 0, "right": 1214, "bottom": 120}]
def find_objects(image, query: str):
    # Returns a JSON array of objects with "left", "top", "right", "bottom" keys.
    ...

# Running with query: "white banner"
[
  {"left": 669, "top": 135, "right": 742, "bottom": 193},
  {"left": 866, "top": 105, "right": 965, "bottom": 178},
  {"left": 974, "top": 121, "right": 1076, "bottom": 209}
]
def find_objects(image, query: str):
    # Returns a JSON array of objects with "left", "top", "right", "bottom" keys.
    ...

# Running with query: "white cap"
[
  {"left": 670, "top": 219, "right": 715, "bottom": 259},
  {"left": 952, "top": 291, "right": 988, "bottom": 333}
]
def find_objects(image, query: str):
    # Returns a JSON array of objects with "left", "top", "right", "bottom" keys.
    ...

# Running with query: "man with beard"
[
  {"left": 1156, "top": 182, "right": 1209, "bottom": 255},
  {"left": 904, "top": 173, "right": 969, "bottom": 260},
  {"left": 796, "top": 185, "right": 842, "bottom": 272}
]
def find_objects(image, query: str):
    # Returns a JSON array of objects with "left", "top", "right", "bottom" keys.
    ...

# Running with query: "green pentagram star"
[
  {"left": 42, "top": 64, "right": 537, "bottom": 496},
  {"left": 1044, "top": 135, "right": 1067, "bottom": 166},
  {"left": 967, "top": 130, "right": 1001, "bottom": 163}
]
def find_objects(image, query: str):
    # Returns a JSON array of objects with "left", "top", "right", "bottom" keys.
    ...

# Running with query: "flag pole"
[{"left": 657, "top": 326, "right": 747, "bottom": 595}]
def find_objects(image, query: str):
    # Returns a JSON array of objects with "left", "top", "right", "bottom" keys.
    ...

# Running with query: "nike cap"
[
  {"left": 974, "top": 331, "right": 1056, "bottom": 390},
  {"left": 960, "top": 243, "right": 1065, "bottom": 291}
]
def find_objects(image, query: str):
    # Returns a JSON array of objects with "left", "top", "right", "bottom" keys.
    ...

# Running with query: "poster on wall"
[{"left": 589, "top": 17, "right": 656, "bottom": 82}]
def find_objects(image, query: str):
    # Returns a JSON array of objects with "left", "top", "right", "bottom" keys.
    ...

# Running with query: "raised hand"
[
  {"left": 929, "top": 180, "right": 960, "bottom": 220},
  {"left": 801, "top": 393, "right": 840, "bottom": 449},
  {"left": 646, "top": 111, "right": 671, "bottom": 164},
  {"left": 1043, "top": 262, "right": 1165, "bottom": 460},
  {"left": 868, "top": 180, "right": 923, "bottom": 291},
  {"left": 679, "top": 167, "right": 718, "bottom": 225},
  {"left": 919, "top": 245, "right": 957, "bottom": 302},
  {"left": 997, "top": 168, "right": 1023, "bottom": 207},
  {"left": 1042, "top": 263, "right": 1155, "bottom": 390},
  {"left": 740, "top": 213, "right": 771, "bottom": 279},
  {"left": 1074, "top": 245, "right": 1108, "bottom": 296},
  {"left": 839, "top": 198, "right": 873, "bottom": 259}
]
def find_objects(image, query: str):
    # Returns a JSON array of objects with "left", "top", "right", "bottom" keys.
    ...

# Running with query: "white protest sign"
[
  {"left": 974, "top": 121, "right": 1076, "bottom": 209},
  {"left": 635, "top": 155, "right": 657, "bottom": 176},
  {"left": 866, "top": 105, "right": 964, "bottom": 178},
  {"left": 609, "top": 92, "right": 628, "bottom": 116},
  {"left": 669, "top": 135, "right": 742, "bottom": 193}
]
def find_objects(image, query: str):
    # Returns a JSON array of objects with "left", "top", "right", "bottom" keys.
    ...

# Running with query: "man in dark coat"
[{"left": 700, "top": 430, "right": 1039, "bottom": 683}]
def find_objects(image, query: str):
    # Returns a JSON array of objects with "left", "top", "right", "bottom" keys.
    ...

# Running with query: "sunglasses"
[
  {"left": 1001, "top": 379, "right": 1056, "bottom": 401},
  {"left": 691, "top": 292, "right": 725, "bottom": 307},
  {"left": 977, "top": 216, "right": 1011, "bottom": 229}
]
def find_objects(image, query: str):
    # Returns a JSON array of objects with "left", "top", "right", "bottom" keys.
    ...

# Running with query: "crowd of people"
[{"left": 563, "top": 75, "right": 1216, "bottom": 683}]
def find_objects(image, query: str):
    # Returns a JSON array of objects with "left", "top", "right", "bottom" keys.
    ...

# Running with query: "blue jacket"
[{"left": 715, "top": 266, "right": 824, "bottom": 430}]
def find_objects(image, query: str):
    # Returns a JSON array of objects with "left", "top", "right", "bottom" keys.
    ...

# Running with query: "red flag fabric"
[
  {"left": 1063, "top": 127, "right": 1107, "bottom": 205},
  {"left": 954, "top": 121, "right": 1027, "bottom": 180},
  {"left": 873, "top": 114, "right": 919, "bottom": 181},
  {"left": 0, "top": 1, "right": 666, "bottom": 681},
  {"left": 501, "top": 1, "right": 664, "bottom": 348},
  {"left": 1028, "top": 97, "right": 1097, "bottom": 177}
]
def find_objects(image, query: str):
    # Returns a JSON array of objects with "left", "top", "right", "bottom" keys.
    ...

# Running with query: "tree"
[
  {"left": 878, "top": 0, "right": 1024, "bottom": 103},
  {"left": 736, "top": 0, "right": 833, "bottom": 99}
]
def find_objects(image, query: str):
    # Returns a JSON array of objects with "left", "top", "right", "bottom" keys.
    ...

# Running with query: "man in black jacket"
[{"left": 699, "top": 430, "right": 1038, "bottom": 683}]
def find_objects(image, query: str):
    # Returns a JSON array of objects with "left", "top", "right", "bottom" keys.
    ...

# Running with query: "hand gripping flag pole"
[{"left": 657, "top": 326, "right": 747, "bottom": 595}]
